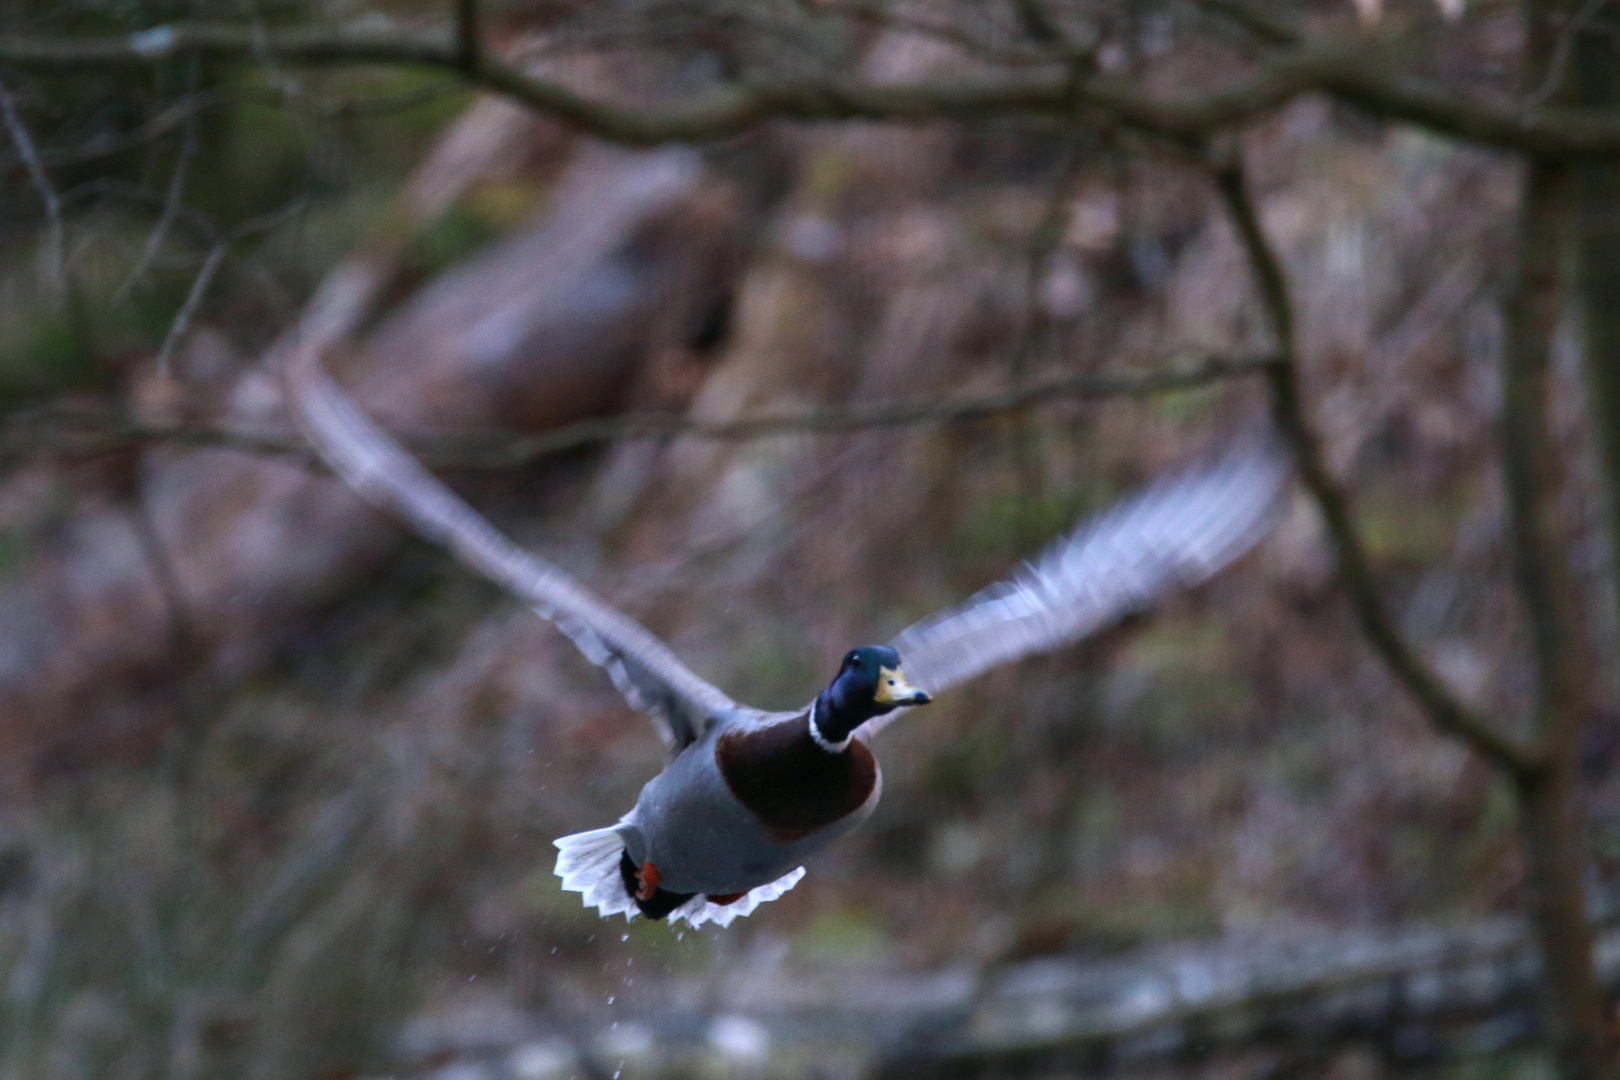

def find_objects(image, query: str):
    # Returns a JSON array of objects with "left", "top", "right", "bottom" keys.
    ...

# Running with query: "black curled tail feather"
[{"left": 618, "top": 852, "right": 697, "bottom": 921}]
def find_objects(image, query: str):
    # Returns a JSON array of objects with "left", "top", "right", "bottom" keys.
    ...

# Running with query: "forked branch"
[
  {"left": 7, "top": 24, "right": 1620, "bottom": 155},
  {"left": 1211, "top": 154, "right": 1540, "bottom": 778}
]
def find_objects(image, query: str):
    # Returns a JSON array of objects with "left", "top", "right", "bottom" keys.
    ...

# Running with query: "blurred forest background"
[{"left": 3, "top": 1, "right": 1620, "bottom": 1079}]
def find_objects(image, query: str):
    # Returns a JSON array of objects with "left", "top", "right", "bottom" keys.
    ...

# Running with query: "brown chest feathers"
[{"left": 715, "top": 717, "right": 877, "bottom": 843}]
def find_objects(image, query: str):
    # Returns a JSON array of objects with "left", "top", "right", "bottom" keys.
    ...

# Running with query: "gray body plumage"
[
  {"left": 617, "top": 709, "right": 881, "bottom": 896},
  {"left": 284, "top": 339, "right": 1289, "bottom": 927}
]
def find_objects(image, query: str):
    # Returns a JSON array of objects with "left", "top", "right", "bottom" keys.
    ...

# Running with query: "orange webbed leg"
[{"left": 635, "top": 861, "right": 661, "bottom": 901}]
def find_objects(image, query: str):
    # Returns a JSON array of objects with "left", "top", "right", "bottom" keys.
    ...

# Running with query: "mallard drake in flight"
[{"left": 286, "top": 350, "right": 1286, "bottom": 929}]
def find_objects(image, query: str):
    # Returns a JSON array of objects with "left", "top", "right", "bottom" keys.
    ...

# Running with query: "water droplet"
[
  {"left": 607, "top": 995, "right": 615, "bottom": 1005},
  {"left": 468, "top": 975, "right": 477, "bottom": 982},
  {"left": 621, "top": 934, "right": 628, "bottom": 942}
]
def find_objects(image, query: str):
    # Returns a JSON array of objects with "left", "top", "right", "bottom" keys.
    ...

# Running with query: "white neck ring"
[{"left": 808, "top": 699, "right": 853, "bottom": 753}]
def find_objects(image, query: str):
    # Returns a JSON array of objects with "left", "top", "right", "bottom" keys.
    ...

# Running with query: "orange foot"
[
  {"left": 707, "top": 891, "right": 746, "bottom": 905},
  {"left": 635, "top": 861, "right": 661, "bottom": 901}
]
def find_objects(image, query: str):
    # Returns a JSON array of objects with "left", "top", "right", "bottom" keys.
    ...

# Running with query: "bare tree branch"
[
  {"left": 127, "top": 488, "right": 195, "bottom": 653},
  {"left": 116, "top": 56, "right": 201, "bottom": 305},
  {"left": 1496, "top": 145, "right": 1610, "bottom": 1077},
  {"left": 155, "top": 241, "right": 229, "bottom": 378},
  {"left": 1210, "top": 152, "right": 1540, "bottom": 778},
  {"left": 1007, "top": 140, "right": 1087, "bottom": 534},
  {"left": 8, "top": 79, "right": 436, "bottom": 172},
  {"left": 454, "top": 0, "right": 481, "bottom": 75},
  {"left": 3, "top": 90, "right": 209, "bottom": 170},
  {"left": 0, "top": 407, "right": 305, "bottom": 463},
  {"left": 1522, "top": 0, "right": 1608, "bottom": 109},
  {"left": 6, "top": 24, "right": 1620, "bottom": 155},
  {"left": 1501, "top": 169, "right": 1594, "bottom": 758},
  {"left": 0, "top": 354, "right": 1274, "bottom": 467},
  {"left": 0, "top": 75, "right": 64, "bottom": 301},
  {"left": 154, "top": 202, "right": 302, "bottom": 376},
  {"left": 478, "top": 354, "right": 1278, "bottom": 462}
]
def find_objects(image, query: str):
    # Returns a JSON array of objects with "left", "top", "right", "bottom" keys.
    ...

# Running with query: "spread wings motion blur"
[
  {"left": 283, "top": 345, "right": 1287, "bottom": 749},
  {"left": 285, "top": 345, "right": 737, "bottom": 752},
  {"left": 861, "top": 447, "right": 1287, "bottom": 738}
]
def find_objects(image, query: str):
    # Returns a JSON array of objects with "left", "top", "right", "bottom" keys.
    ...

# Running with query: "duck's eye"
[{"left": 887, "top": 679, "right": 895, "bottom": 686}]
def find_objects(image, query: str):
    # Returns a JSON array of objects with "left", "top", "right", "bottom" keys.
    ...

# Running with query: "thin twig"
[
  {"left": 1210, "top": 152, "right": 1539, "bottom": 777},
  {"left": 0, "top": 405, "right": 304, "bottom": 462},
  {"left": 461, "top": 354, "right": 1277, "bottom": 466},
  {"left": 7, "top": 80, "right": 447, "bottom": 171},
  {"left": 0, "top": 71, "right": 459, "bottom": 174},
  {"left": 1014, "top": 140, "right": 1088, "bottom": 374},
  {"left": 59, "top": 178, "right": 225, "bottom": 243},
  {"left": 127, "top": 487, "right": 195, "bottom": 653},
  {"left": 0, "top": 75, "right": 64, "bottom": 302},
  {"left": 154, "top": 201, "right": 304, "bottom": 377},
  {"left": 3, "top": 89, "right": 221, "bottom": 170},
  {"left": 116, "top": 55, "right": 202, "bottom": 304},
  {"left": 156, "top": 242, "right": 229, "bottom": 378},
  {"left": 1008, "top": 139, "right": 1086, "bottom": 533},
  {"left": 0, "top": 355, "right": 1274, "bottom": 467},
  {"left": 1522, "top": 0, "right": 1609, "bottom": 109},
  {"left": 240, "top": 6, "right": 303, "bottom": 102}
]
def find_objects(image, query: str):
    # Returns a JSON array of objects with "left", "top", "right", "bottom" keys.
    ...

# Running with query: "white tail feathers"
[
  {"left": 552, "top": 826, "right": 806, "bottom": 929},
  {"left": 553, "top": 825, "right": 639, "bottom": 921},
  {"left": 669, "top": 867, "right": 806, "bottom": 929}
]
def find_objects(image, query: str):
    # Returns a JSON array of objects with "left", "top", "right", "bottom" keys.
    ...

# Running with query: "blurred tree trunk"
[
  {"left": 1576, "top": 0, "right": 1620, "bottom": 638},
  {"left": 1571, "top": 7, "right": 1620, "bottom": 1066},
  {"left": 1504, "top": 4, "right": 1614, "bottom": 1077}
]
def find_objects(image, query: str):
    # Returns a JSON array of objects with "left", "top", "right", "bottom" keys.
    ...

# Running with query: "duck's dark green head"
[{"left": 811, "top": 645, "right": 931, "bottom": 750}]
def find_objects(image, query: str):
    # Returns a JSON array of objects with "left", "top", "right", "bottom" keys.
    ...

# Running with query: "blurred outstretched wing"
[
  {"left": 864, "top": 445, "right": 1287, "bottom": 739},
  {"left": 284, "top": 348, "right": 737, "bottom": 753}
]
